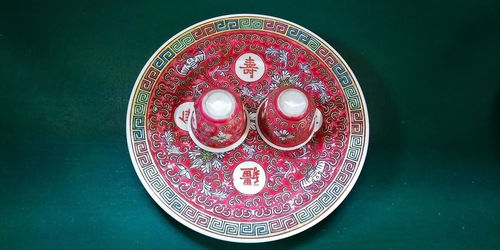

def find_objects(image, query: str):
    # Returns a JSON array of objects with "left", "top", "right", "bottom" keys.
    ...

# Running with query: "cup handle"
[{"left": 313, "top": 108, "right": 323, "bottom": 132}]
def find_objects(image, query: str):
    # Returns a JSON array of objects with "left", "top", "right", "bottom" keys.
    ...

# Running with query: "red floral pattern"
[{"left": 145, "top": 30, "right": 350, "bottom": 222}]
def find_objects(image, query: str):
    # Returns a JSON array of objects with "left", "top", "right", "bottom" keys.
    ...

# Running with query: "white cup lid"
[
  {"left": 277, "top": 89, "right": 308, "bottom": 117},
  {"left": 202, "top": 89, "right": 236, "bottom": 120}
]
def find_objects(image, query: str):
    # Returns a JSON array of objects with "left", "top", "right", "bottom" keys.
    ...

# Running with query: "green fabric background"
[{"left": 1, "top": 0, "right": 499, "bottom": 249}]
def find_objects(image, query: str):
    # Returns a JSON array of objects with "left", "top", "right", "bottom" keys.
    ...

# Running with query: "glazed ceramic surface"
[
  {"left": 190, "top": 88, "right": 247, "bottom": 149},
  {"left": 127, "top": 14, "right": 369, "bottom": 242},
  {"left": 257, "top": 86, "right": 318, "bottom": 149}
]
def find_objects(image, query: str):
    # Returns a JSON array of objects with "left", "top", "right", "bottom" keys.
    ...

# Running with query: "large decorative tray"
[{"left": 126, "top": 14, "right": 369, "bottom": 242}]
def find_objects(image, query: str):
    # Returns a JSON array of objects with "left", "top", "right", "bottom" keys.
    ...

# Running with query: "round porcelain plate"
[{"left": 126, "top": 14, "right": 369, "bottom": 243}]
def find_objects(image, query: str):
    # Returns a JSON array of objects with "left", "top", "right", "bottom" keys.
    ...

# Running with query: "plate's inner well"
[{"left": 129, "top": 16, "right": 367, "bottom": 241}]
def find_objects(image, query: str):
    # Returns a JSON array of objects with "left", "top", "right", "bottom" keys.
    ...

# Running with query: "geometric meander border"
[
  {"left": 134, "top": 140, "right": 361, "bottom": 237},
  {"left": 129, "top": 15, "right": 367, "bottom": 238}
]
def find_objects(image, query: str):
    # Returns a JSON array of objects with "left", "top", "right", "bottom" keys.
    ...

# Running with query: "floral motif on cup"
[
  {"left": 211, "top": 131, "right": 233, "bottom": 143},
  {"left": 274, "top": 129, "right": 295, "bottom": 141}
]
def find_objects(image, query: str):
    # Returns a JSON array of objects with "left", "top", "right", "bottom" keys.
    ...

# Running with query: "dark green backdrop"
[{"left": 1, "top": 0, "right": 499, "bottom": 249}]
